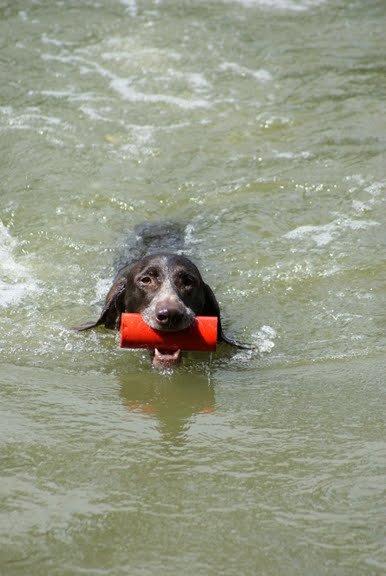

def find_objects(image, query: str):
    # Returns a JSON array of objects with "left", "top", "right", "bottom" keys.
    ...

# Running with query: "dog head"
[
  {"left": 92, "top": 253, "right": 220, "bottom": 368},
  {"left": 75, "top": 251, "right": 251, "bottom": 368}
]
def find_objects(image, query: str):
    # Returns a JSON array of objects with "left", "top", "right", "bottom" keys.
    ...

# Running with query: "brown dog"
[{"left": 76, "top": 222, "right": 250, "bottom": 367}]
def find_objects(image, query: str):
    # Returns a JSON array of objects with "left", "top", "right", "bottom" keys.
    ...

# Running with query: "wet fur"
[{"left": 75, "top": 222, "right": 251, "bottom": 350}]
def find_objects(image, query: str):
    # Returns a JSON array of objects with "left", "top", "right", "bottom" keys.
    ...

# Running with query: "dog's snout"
[{"left": 155, "top": 304, "right": 184, "bottom": 327}]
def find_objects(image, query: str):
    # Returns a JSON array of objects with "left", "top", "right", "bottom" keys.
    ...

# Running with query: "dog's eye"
[
  {"left": 140, "top": 276, "right": 152, "bottom": 285},
  {"left": 181, "top": 275, "right": 195, "bottom": 288}
]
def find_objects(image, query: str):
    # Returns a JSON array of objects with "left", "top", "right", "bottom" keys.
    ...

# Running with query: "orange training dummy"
[{"left": 119, "top": 313, "right": 218, "bottom": 352}]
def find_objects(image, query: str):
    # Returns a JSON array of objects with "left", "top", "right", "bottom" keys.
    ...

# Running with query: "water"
[{"left": 1, "top": 0, "right": 385, "bottom": 574}]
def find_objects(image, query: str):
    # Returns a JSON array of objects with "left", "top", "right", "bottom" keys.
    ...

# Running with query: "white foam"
[
  {"left": 284, "top": 217, "right": 379, "bottom": 247},
  {"left": 184, "top": 72, "right": 211, "bottom": 91},
  {"left": 231, "top": 348, "right": 254, "bottom": 363},
  {"left": 184, "top": 224, "right": 201, "bottom": 246},
  {"left": 101, "top": 43, "right": 181, "bottom": 64},
  {"left": 130, "top": 125, "right": 154, "bottom": 145},
  {"left": 351, "top": 180, "right": 384, "bottom": 214},
  {"left": 352, "top": 200, "right": 369, "bottom": 214},
  {"left": 120, "top": 0, "right": 137, "bottom": 17},
  {"left": 252, "top": 325, "right": 277, "bottom": 353},
  {"left": 41, "top": 52, "right": 210, "bottom": 110},
  {"left": 219, "top": 62, "right": 272, "bottom": 82},
  {"left": 285, "top": 224, "right": 334, "bottom": 247},
  {"left": 37, "top": 88, "right": 107, "bottom": 103},
  {"left": 346, "top": 174, "right": 365, "bottom": 186},
  {"left": 110, "top": 76, "right": 209, "bottom": 109},
  {"left": 273, "top": 150, "right": 311, "bottom": 159},
  {"left": 41, "top": 34, "right": 74, "bottom": 47},
  {"left": 93, "top": 278, "right": 112, "bottom": 304},
  {"left": 365, "top": 181, "right": 384, "bottom": 197},
  {"left": 0, "top": 105, "right": 67, "bottom": 134},
  {"left": 223, "top": 0, "right": 327, "bottom": 10},
  {"left": 164, "top": 69, "right": 211, "bottom": 92},
  {"left": 0, "top": 222, "right": 38, "bottom": 307},
  {"left": 79, "top": 106, "right": 108, "bottom": 121},
  {"left": 261, "top": 260, "right": 341, "bottom": 284}
]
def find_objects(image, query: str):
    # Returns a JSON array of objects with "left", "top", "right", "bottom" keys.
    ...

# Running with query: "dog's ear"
[
  {"left": 202, "top": 282, "right": 221, "bottom": 319},
  {"left": 73, "top": 276, "right": 127, "bottom": 331},
  {"left": 202, "top": 283, "right": 254, "bottom": 350}
]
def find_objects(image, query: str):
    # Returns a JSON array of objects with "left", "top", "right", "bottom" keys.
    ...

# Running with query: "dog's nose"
[
  {"left": 156, "top": 308, "right": 170, "bottom": 324},
  {"left": 156, "top": 307, "right": 184, "bottom": 326}
]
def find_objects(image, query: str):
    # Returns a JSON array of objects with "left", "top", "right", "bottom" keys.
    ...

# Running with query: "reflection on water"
[{"left": 119, "top": 369, "right": 215, "bottom": 445}]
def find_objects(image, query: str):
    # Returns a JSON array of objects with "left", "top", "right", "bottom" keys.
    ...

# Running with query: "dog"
[{"left": 75, "top": 222, "right": 250, "bottom": 368}]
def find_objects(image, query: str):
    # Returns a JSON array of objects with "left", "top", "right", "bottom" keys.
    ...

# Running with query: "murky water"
[{"left": 1, "top": 0, "right": 385, "bottom": 574}]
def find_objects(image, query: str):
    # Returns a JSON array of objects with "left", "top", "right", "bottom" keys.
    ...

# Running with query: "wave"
[
  {"left": 40, "top": 52, "right": 210, "bottom": 110},
  {"left": 284, "top": 217, "right": 379, "bottom": 247},
  {"left": 223, "top": 0, "right": 328, "bottom": 10}
]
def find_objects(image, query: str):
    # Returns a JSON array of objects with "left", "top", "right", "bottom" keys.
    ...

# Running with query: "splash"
[
  {"left": 253, "top": 325, "right": 277, "bottom": 353},
  {"left": 0, "top": 222, "right": 38, "bottom": 307}
]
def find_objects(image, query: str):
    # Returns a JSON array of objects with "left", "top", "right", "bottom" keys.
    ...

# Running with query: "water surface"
[{"left": 0, "top": 1, "right": 385, "bottom": 574}]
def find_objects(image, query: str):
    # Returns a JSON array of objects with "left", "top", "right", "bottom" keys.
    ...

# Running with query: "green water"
[{"left": 1, "top": 1, "right": 385, "bottom": 574}]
